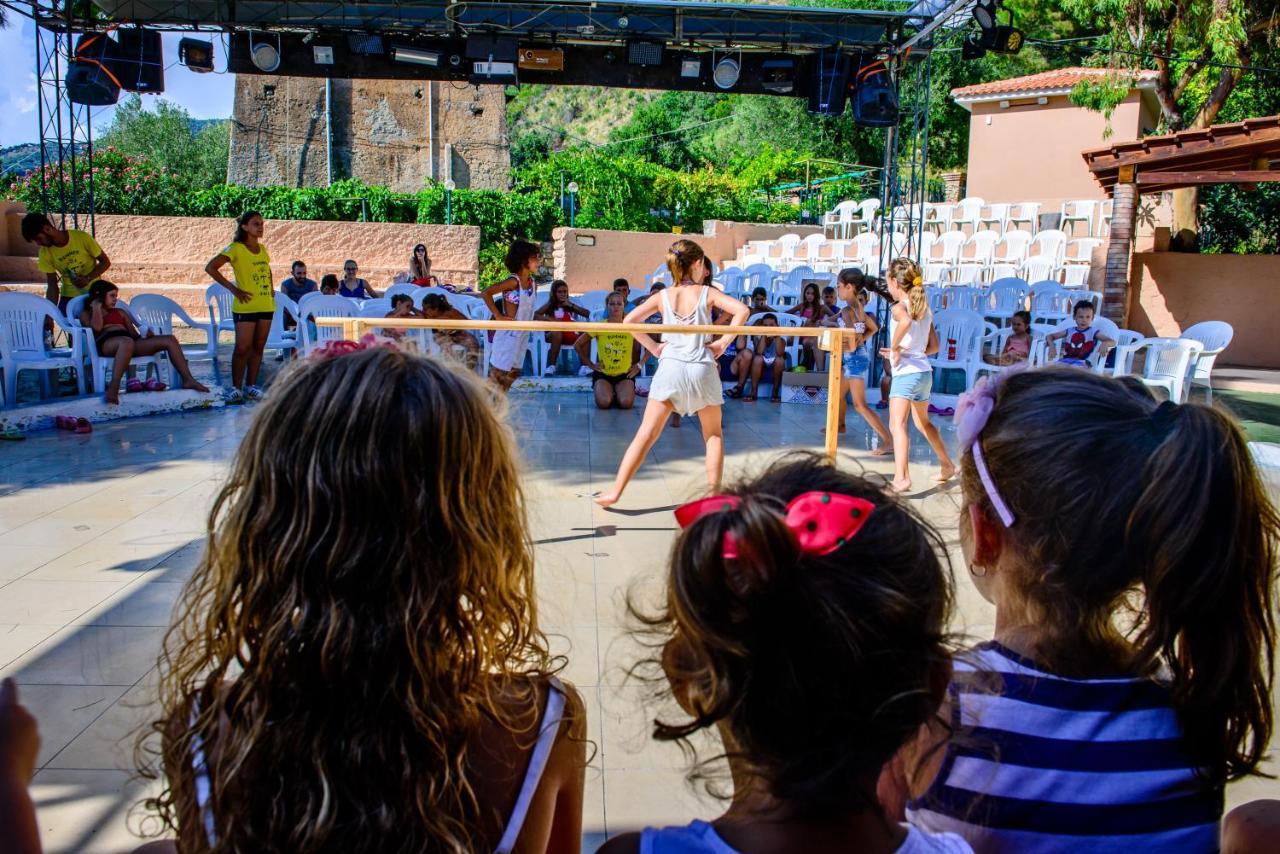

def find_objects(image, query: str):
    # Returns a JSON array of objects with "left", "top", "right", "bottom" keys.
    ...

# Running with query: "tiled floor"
[{"left": 1, "top": 394, "right": 1276, "bottom": 852}]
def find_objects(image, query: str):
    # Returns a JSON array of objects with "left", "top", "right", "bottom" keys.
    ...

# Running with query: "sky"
[{"left": 0, "top": 20, "right": 236, "bottom": 148}]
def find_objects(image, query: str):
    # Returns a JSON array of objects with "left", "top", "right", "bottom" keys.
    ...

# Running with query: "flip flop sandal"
[
  {"left": 636, "top": 387, "right": 649, "bottom": 397},
  {"left": 725, "top": 387, "right": 744, "bottom": 399},
  {"left": 770, "top": 395, "right": 782, "bottom": 403},
  {"left": 933, "top": 406, "right": 955, "bottom": 417},
  {"left": 144, "top": 378, "right": 168, "bottom": 392},
  {"left": 0, "top": 428, "right": 25, "bottom": 441},
  {"left": 125, "top": 378, "right": 144, "bottom": 393},
  {"left": 74, "top": 417, "right": 93, "bottom": 434},
  {"left": 742, "top": 394, "right": 757, "bottom": 402},
  {"left": 55, "top": 415, "right": 77, "bottom": 431},
  {"left": 875, "top": 401, "right": 888, "bottom": 410}
]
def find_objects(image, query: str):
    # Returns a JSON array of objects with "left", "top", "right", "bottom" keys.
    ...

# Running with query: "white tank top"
[
  {"left": 892, "top": 304, "right": 933, "bottom": 375},
  {"left": 659, "top": 285, "right": 714, "bottom": 364}
]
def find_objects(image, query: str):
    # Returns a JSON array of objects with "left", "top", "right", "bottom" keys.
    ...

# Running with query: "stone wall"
[{"left": 229, "top": 77, "right": 510, "bottom": 191}]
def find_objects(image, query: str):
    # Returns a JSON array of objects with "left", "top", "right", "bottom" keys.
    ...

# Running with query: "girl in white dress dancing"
[{"left": 595, "top": 240, "right": 749, "bottom": 508}]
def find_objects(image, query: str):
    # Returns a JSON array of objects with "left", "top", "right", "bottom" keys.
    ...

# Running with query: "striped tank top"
[{"left": 906, "top": 642, "right": 1221, "bottom": 853}]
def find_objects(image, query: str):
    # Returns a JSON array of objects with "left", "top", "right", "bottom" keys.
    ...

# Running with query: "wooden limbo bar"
[{"left": 314, "top": 316, "right": 856, "bottom": 461}]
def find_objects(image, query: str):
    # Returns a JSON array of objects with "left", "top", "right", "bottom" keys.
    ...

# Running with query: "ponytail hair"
[
  {"left": 837, "top": 267, "right": 866, "bottom": 291},
  {"left": 233, "top": 210, "right": 262, "bottom": 245},
  {"left": 962, "top": 368, "right": 1277, "bottom": 784},
  {"left": 633, "top": 454, "right": 954, "bottom": 815},
  {"left": 666, "top": 239, "right": 707, "bottom": 285},
  {"left": 888, "top": 258, "right": 925, "bottom": 319}
]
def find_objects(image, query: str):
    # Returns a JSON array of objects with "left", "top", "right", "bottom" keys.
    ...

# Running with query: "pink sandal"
[
  {"left": 144, "top": 378, "right": 168, "bottom": 392},
  {"left": 55, "top": 415, "right": 76, "bottom": 431},
  {"left": 74, "top": 417, "right": 92, "bottom": 434},
  {"left": 125, "top": 378, "right": 144, "bottom": 393}
]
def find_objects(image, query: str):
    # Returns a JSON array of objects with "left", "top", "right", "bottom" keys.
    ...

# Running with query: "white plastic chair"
[
  {"left": 963, "top": 231, "right": 1000, "bottom": 266},
  {"left": 747, "top": 311, "right": 804, "bottom": 367},
  {"left": 992, "top": 230, "right": 1033, "bottom": 265},
  {"left": 924, "top": 287, "right": 948, "bottom": 315},
  {"left": 205, "top": 283, "right": 246, "bottom": 340},
  {"left": 1006, "top": 202, "right": 1041, "bottom": 234},
  {"left": 767, "top": 234, "right": 803, "bottom": 267},
  {"left": 1028, "top": 282, "right": 1074, "bottom": 325},
  {"left": 1123, "top": 338, "right": 1204, "bottom": 402},
  {"left": 1061, "top": 265, "right": 1092, "bottom": 288},
  {"left": 943, "top": 286, "right": 982, "bottom": 312},
  {"left": 1021, "top": 256, "right": 1060, "bottom": 284},
  {"left": 952, "top": 197, "right": 985, "bottom": 234},
  {"left": 130, "top": 294, "right": 221, "bottom": 382},
  {"left": 935, "top": 231, "right": 967, "bottom": 266},
  {"left": 977, "top": 203, "right": 1012, "bottom": 235},
  {"left": 848, "top": 199, "right": 881, "bottom": 235},
  {"left": 741, "top": 264, "right": 777, "bottom": 302},
  {"left": 264, "top": 296, "right": 299, "bottom": 358},
  {"left": 298, "top": 294, "right": 358, "bottom": 355},
  {"left": 67, "top": 295, "right": 168, "bottom": 392},
  {"left": 774, "top": 266, "right": 817, "bottom": 306},
  {"left": 0, "top": 293, "right": 87, "bottom": 403},
  {"left": 922, "top": 262, "right": 952, "bottom": 285},
  {"left": 951, "top": 263, "right": 986, "bottom": 285},
  {"left": 930, "top": 309, "right": 988, "bottom": 392},
  {"left": 925, "top": 203, "right": 954, "bottom": 235},
  {"left": 982, "top": 278, "right": 1029, "bottom": 327},
  {"left": 1042, "top": 316, "right": 1130, "bottom": 372},
  {"left": 1060, "top": 200, "right": 1098, "bottom": 237},
  {"left": 359, "top": 298, "right": 394, "bottom": 318},
  {"left": 1063, "top": 237, "right": 1102, "bottom": 266},
  {"left": 383, "top": 282, "right": 418, "bottom": 301},
  {"left": 1180, "top": 321, "right": 1234, "bottom": 402},
  {"left": 1030, "top": 229, "right": 1069, "bottom": 264},
  {"left": 410, "top": 286, "right": 455, "bottom": 305},
  {"left": 1097, "top": 198, "right": 1114, "bottom": 237},
  {"left": 987, "top": 263, "right": 1021, "bottom": 282},
  {"left": 824, "top": 200, "right": 860, "bottom": 239}
]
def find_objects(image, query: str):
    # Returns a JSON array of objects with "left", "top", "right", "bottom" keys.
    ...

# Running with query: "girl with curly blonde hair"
[{"left": 136, "top": 344, "right": 586, "bottom": 853}]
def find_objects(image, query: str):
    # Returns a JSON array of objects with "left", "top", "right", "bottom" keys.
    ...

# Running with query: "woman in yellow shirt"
[{"left": 205, "top": 211, "right": 274, "bottom": 403}]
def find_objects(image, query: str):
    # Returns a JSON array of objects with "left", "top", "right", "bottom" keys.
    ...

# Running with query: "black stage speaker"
[
  {"left": 853, "top": 65, "right": 899, "bottom": 127},
  {"left": 808, "top": 48, "right": 850, "bottom": 116},
  {"left": 66, "top": 33, "right": 121, "bottom": 106},
  {"left": 115, "top": 27, "right": 165, "bottom": 94}
]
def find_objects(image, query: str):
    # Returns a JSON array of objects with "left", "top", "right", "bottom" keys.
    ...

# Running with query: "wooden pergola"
[{"left": 1082, "top": 115, "right": 1280, "bottom": 323}]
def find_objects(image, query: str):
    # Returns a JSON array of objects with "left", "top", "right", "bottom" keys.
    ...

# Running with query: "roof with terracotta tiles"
[{"left": 951, "top": 67, "right": 1160, "bottom": 100}]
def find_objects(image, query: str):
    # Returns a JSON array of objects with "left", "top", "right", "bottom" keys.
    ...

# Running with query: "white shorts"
[
  {"left": 489, "top": 330, "right": 529, "bottom": 373},
  {"left": 649, "top": 358, "right": 723, "bottom": 416}
]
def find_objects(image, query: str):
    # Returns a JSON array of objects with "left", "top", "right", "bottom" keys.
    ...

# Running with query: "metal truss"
[{"left": 32, "top": 0, "right": 95, "bottom": 232}]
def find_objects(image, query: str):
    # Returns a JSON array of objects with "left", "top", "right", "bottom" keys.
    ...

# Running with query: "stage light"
[
  {"left": 250, "top": 34, "right": 281, "bottom": 73},
  {"left": 761, "top": 58, "right": 795, "bottom": 94},
  {"left": 313, "top": 46, "right": 335, "bottom": 65},
  {"left": 713, "top": 55, "right": 740, "bottom": 89},
  {"left": 628, "top": 41, "right": 664, "bottom": 66},
  {"left": 680, "top": 57, "right": 701, "bottom": 78},
  {"left": 972, "top": 0, "right": 998, "bottom": 31},
  {"left": 178, "top": 37, "right": 214, "bottom": 73},
  {"left": 392, "top": 45, "right": 440, "bottom": 67},
  {"left": 347, "top": 33, "right": 384, "bottom": 55}
]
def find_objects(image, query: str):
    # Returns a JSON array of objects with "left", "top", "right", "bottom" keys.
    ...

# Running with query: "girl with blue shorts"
[
  {"left": 825, "top": 268, "right": 893, "bottom": 453},
  {"left": 881, "top": 259, "right": 956, "bottom": 493}
]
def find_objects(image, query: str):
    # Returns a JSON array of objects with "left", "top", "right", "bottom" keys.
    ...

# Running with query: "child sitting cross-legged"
[
  {"left": 888, "top": 367, "right": 1279, "bottom": 852},
  {"left": 381, "top": 293, "right": 420, "bottom": 342},
  {"left": 601, "top": 454, "right": 972, "bottom": 854},
  {"left": 133, "top": 343, "right": 587, "bottom": 853}
]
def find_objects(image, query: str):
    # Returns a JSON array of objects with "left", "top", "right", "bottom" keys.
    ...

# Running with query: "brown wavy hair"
[
  {"left": 631, "top": 454, "right": 954, "bottom": 817},
  {"left": 887, "top": 257, "right": 925, "bottom": 319},
  {"left": 666, "top": 238, "right": 707, "bottom": 285},
  {"left": 961, "top": 367, "right": 1277, "bottom": 784},
  {"left": 136, "top": 346, "right": 557, "bottom": 852}
]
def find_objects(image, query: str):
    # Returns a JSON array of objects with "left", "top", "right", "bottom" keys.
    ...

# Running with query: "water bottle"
[{"left": 947, "top": 338, "right": 957, "bottom": 361}]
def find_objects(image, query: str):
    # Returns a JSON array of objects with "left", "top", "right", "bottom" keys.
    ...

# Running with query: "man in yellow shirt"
[
  {"left": 21, "top": 213, "right": 111, "bottom": 312},
  {"left": 574, "top": 291, "right": 641, "bottom": 410}
]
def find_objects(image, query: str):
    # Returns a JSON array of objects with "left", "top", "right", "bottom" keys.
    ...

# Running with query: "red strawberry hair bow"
[{"left": 674, "top": 491, "right": 875, "bottom": 558}]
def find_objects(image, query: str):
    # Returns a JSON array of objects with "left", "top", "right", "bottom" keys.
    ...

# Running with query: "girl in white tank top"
[{"left": 595, "top": 241, "right": 749, "bottom": 508}]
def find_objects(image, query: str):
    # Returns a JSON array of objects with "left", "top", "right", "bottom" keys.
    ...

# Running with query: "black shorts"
[
  {"left": 95, "top": 329, "right": 138, "bottom": 349},
  {"left": 233, "top": 311, "right": 274, "bottom": 323},
  {"left": 592, "top": 371, "right": 633, "bottom": 387}
]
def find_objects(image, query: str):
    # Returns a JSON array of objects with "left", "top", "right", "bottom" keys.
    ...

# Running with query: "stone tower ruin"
[{"left": 228, "top": 77, "right": 510, "bottom": 191}]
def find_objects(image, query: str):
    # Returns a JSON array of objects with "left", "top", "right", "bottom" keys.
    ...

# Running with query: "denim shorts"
[
  {"left": 889, "top": 370, "right": 933, "bottom": 402},
  {"left": 841, "top": 350, "right": 870, "bottom": 380}
]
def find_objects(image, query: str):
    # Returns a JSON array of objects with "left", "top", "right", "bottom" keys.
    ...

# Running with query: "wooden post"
[
  {"left": 1102, "top": 179, "right": 1138, "bottom": 324},
  {"left": 822, "top": 330, "right": 844, "bottom": 463},
  {"left": 341, "top": 320, "right": 357, "bottom": 341}
]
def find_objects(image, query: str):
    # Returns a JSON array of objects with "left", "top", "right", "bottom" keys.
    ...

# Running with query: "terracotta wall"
[
  {"left": 553, "top": 220, "right": 821, "bottom": 292},
  {"left": 1129, "top": 252, "right": 1280, "bottom": 369},
  {"left": 0, "top": 207, "right": 481, "bottom": 288},
  {"left": 965, "top": 92, "right": 1149, "bottom": 211}
]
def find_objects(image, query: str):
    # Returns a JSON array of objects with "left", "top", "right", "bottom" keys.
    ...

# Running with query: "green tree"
[
  {"left": 100, "top": 95, "right": 229, "bottom": 188},
  {"left": 1061, "top": 0, "right": 1280, "bottom": 234}
]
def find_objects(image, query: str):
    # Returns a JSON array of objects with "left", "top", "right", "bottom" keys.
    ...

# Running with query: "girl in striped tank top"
[{"left": 885, "top": 368, "right": 1279, "bottom": 852}]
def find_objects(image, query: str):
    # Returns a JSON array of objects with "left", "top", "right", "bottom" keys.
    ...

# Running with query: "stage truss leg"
[{"left": 34, "top": 0, "right": 95, "bottom": 233}]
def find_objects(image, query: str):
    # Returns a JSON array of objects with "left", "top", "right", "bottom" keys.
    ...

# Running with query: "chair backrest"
[
  {"left": 943, "top": 286, "right": 982, "bottom": 311},
  {"left": 1180, "top": 320, "right": 1233, "bottom": 354},
  {"left": 773, "top": 234, "right": 802, "bottom": 255},
  {"left": 359, "top": 298, "right": 393, "bottom": 318},
  {"left": 748, "top": 312, "right": 804, "bottom": 328},
  {"left": 925, "top": 286, "right": 947, "bottom": 314},
  {"left": 932, "top": 309, "right": 987, "bottom": 361},
  {"left": 1062, "top": 199, "right": 1098, "bottom": 218},
  {"left": 1030, "top": 229, "right": 1068, "bottom": 261},
  {"left": 1010, "top": 201, "right": 1041, "bottom": 220},
  {"left": 1022, "top": 256, "right": 1059, "bottom": 282},
  {"left": 856, "top": 198, "right": 881, "bottom": 220},
  {"left": 205, "top": 284, "right": 236, "bottom": 329},
  {"left": 130, "top": 293, "right": 197, "bottom": 335},
  {"left": 852, "top": 232, "right": 880, "bottom": 257},
  {"left": 965, "top": 230, "right": 1000, "bottom": 261},
  {"left": 411, "top": 286, "right": 455, "bottom": 306},
  {"left": 1029, "top": 282, "right": 1073, "bottom": 318},
  {"left": 916, "top": 232, "right": 937, "bottom": 261},
  {"left": 1065, "top": 237, "right": 1102, "bottom": 262},
  {"left": 984, "top": 202, "right": 1011, "bottom": 218},
  {"left": 954, "top": 197, "right": 985, "bottom": 220},
  {"left": 265, "top": 295, "right": 299, "bottom": 349},
  {"left": 800, "top": 234, "right": 826, "bottom": 258},
  {"left": 985, "top": 279, "right": 1029, "bottom": 312},
  {"left": 299, "top": 295, "right": 357, "bottom": 352},
  {"left": 936, "top": 230, "right": 967, "bottom": 262},
  {"left": 0, "top": 293, "right": 64, "bottom": 358},
  {"left": 383, "top": 282, "right": 418, "bottom": 301},
  {"left": 997, "top": 230, "right": 1033, "bottom": 259},
  {"left": 1145, "top": 339, "right": 1202, "bottom": 386}
]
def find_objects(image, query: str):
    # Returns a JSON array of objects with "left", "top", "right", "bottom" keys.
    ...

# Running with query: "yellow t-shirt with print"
[
  {"left": 36, "top": 229, "right": 104, "bottom": 299},
  {"left": 591, "top": 330, "right": 635, "bottom": 377},
  {"left": 222, "top": 242, "right": 275, "bottom": 314}
]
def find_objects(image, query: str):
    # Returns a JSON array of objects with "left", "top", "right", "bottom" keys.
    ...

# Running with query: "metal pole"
[{"left": 325, "top": 78, "right": 333, "bottom": 186}]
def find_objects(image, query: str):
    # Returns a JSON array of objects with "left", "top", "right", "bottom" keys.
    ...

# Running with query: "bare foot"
[
  {"left": 594, "top": 492, "right": 620, "bottom": 508},
  {"left": 933, "top": 464, "right": 957, "bottom": 484},
  {"left": 671, "top": 414, "right": 682, "bottom": 428},
  {"left": 870, "top": 446, "right": 893, "bottom": 456},
  {"left": 105, "top": 390, "right": 120, "bottom": 405},
  {"left": 890, "top": 478, "right": 912, "bottom": 494},
  {"left": 183, "top": 379, "right": 210, "bottom": 393}
]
